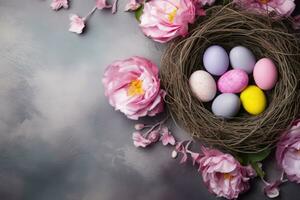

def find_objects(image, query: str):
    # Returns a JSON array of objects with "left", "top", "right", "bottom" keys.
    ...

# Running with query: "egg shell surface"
[
  {"left": 189, "top": 70, "right": 217, "bottom": 102},
  {"left": 240, "top": 85, "right": 267, "bottom": 115},
  {"left": 229, "top": 46, "right": 256, "bottom": 74},
  {"left": 203, "top": 45, "right": 229, "bottom": 76},
  {"left": 212, "top": 93, "right": 241, "bottom": 118},
  {"left": 218, "top": 69, "right": 249, "bottom": 93},
  {"left": 253, "top": 58, "right": 278, "bottom": 90}
]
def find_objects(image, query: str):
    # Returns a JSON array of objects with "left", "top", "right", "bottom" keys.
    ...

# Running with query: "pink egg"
[
  {"left": 253, "top": 58, "right": 278, "bottom": 90},
  {"left": 218, "top": 69, "right": 249, "bottom": 93}
]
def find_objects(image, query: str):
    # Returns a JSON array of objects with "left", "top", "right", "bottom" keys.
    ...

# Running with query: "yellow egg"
[{"left": 240, "top": 85, "right": 267, "bottom": 115}]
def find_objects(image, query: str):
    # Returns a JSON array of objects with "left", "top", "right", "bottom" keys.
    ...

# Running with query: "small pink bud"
[
  {"left": 148, "top": 131, "right": 160, "bottom": 143},
  {"left": 134, "top": 123, "right": 145, "bottom": 130},
  {"left": 172, "top": 150, "right": 178, "bottom": 159}
]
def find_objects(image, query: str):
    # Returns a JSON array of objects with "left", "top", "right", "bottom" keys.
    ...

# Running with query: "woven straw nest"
[{"left": 160, "top": 5, "right": 300, "bottom": 153}]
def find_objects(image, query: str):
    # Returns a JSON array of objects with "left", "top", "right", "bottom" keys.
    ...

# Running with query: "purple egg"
[
  {"left": 218, "top": 69, "right": 249, "bottom": 93},
  {"left": 203, "top": 45, "right": 229, "bottom": 76}
]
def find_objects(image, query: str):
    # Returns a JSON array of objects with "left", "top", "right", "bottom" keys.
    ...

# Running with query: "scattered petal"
[
  {"left": 132, "top": 132, "right": 152, "bottom": 148},
  {"left": 69, "top": 14, "right": 85, "bottom": 34},
  {"left": 51, "top": 0, "right": 69, "bottom": 11},
  {"left": 96, "top": 0, "right": 112, "bottom": 9},
  {"left": 134, "top": 123, "right": 145, "bottom": 131}
]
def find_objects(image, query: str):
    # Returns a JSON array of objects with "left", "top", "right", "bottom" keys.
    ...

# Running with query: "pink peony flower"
[
  {"left": 160, "top": 127, "right": 176, "bottom": 146},
  {"left": 51, "top": 0, "right": 68, "bottom": 10},
  {"left": 69, "top": 14, "right": 85, "bottom": 34},
  {"left": 293, "top": 15, "right": 300, "bottom": 30},
  {"left": 102, "top": 56, "right": 166, "bottom": 120},
  {"left": 198, "top": 147, "right": 256, "bottom": 199},
  {"left": 139, "top": 0, "right": 196, "bottom": 43},
  {"left": 96, "top": 0, "right": 112, "bottom": 9},
  {"left": 233, "top": 0, "right": 295, "bottom": 17},
  {"left": 276, "top": 120, "right": 300, "bottom": 183},
  {"left": 125, "top": 0, "right": 142, "bottom": 11},
  {"left": 132, "top": 132, "right": 152, "bottom": 148}
]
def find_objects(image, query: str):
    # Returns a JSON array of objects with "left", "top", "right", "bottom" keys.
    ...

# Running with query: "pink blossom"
[
  {"left": 147, "top": 130, "right": 160, "bottom": 142},
  {"left": 276, "top": 120, "right": 300, "bottom": 183},
  {"left": 293, "top": 15, "right": 300, "bottom": 30},
  {"left": 198, "top": 147, "right": 256, "bottom": 199},
  {"left": 69, "top": 15, "right": 85, "bottom": 34},
  {"left": 139, "top": 0, "right": 196, "bottom": 43},
  {"left": 96, "top": 0, "right": 112, "bottom": 9},
  {"left": 174, "top": 141, "right": 188, "bottom": 163},
  {"left": 102, "top": 56, "right": 165, "bottom": 120},
  {"left": 125, "top": 0, "right": 142, "bottom": 11},
  {"left": 160, "top": 127, "right": 176, "bottom": 146},
  {"left": 132, "top": 132, "right": 152, "bottom": 148},
  {"left": 51, "top": 0, "right": 68, "bottom": 10},
  {"left": 233, "top": 0, "right": 295, "bottom": 17},
  {"left": 264, "top": 180, "right": 281, "bottom": 198}
]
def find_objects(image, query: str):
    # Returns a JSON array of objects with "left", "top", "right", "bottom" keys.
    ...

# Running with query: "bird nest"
[{"left": 160, "top": 5, "right": 300, "bottom": 153}]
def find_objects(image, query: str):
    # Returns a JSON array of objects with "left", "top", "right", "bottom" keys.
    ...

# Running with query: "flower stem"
[{"left": 83, "top": 6, "right": 97, "bottom": 21}]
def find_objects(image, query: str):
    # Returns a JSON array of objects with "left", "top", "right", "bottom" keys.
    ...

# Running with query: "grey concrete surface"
[{"left": 0, "top": 1, "right": 299, "bottom": 200}]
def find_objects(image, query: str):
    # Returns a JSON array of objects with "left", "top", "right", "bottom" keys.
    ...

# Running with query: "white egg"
[{"left": 189, "top": 70, "right": 217, "bottom": 102}]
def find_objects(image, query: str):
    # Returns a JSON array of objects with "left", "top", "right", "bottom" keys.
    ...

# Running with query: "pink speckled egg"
[
  {"left": 218, "top": 69, "right": 249, "bottom": 93},
  {"left": 253, "top": 58, "right": 278, "bottom": 90}
]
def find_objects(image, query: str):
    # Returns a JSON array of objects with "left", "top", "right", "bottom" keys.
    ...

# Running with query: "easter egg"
[
  {"left": 203, "top": 45, "right": 229, "bottom": 76},
  {"left": 212, "top": 93, "right": 241, "bottom": 118},
  {"left": 218, "top": 69, "right": 249, "bottom": 93},
  {"left": 253, "top": 58, "right": 278, "bottom": 90},
  {"left": 229, "top": 46, "right": 256, "bottom": 74},
  {"left": 189, "top": 70, "right": 217, "bottom": 102},
  {"left": 240, "top": 85, "right": 267, "bottom": 115}
]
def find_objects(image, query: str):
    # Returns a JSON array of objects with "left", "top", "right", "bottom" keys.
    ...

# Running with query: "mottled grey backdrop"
[{"left": 0, "top": 1, "right": 299, "bottom": 200}]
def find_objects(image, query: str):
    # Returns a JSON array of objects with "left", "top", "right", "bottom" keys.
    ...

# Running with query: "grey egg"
[
  {"left": 212, "top": 93, "right": 241, "bottom": 118},
  {"left": 229, "top": 46, "right": 256, "bottom": 74}
]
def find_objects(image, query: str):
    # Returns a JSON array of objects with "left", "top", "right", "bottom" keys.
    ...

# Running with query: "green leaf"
[
  {"left": 135, "top": 5, "right": 144, "bottom": 22},
  {"left": 237, "top": 149, "right": 271, "bottom": 165},
  {"left": 251, "top": 161, "right": 265, "bottom": 178}
]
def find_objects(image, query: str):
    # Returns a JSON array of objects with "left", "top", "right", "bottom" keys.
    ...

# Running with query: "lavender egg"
[
  {"left": 229, "top": 46, "right": 256, "bottom": 74},
  {"left": 218, "top": 69, "right": 249, "bottom": 93},
  {"left": 212, "top": 93, "right": 241, "bottom": 118},
  {"left": 203, "top": 45, "right": 229, "bottom": 76}
]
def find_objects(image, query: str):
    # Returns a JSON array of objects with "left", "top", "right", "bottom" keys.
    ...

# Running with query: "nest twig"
[{"left": 160, "top": 5, "right": 300, "bottom": 153}]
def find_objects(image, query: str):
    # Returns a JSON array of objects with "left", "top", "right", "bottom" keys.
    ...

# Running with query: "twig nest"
[{"left": 160, "top": 5, "right": 300, "bottom": 153}]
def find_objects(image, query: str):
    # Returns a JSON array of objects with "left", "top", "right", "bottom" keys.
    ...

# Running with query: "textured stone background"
[{"left": 0, "top": 1, "right": 299, "bottom": 200}]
